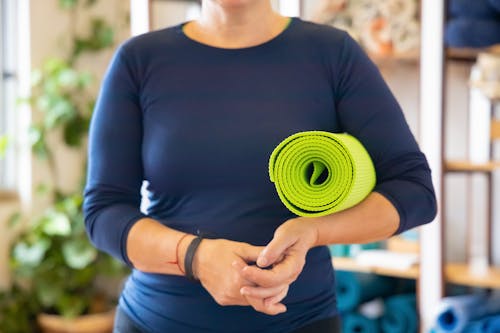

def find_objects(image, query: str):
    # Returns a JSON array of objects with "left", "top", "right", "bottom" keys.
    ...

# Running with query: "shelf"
[
  {"left": 492, "top": 120, "right": 500, "bottom": 140},
  {"left": 0, "top": 190, "right": 19, "bottom": 202},
  {"left": 447, "top": 45, "right": 500, "bottom": 62},
  {"left": 445, "top": 160, "right": 500, "bottom": 173},
  {"left": 445, "top": 263, "right": 500, "bottom": 289},
  {"left": 367, "top": 45, "right": 500, "bottom": 64},
  {"left": 332, "top": 257, "right": 419, "bottom": 279},
  {"left": 368, "top": 50, "right": 420, "bottom": 66},
  {"left": 367, "top": 45, "right": 500, "bottom": 65},
  {"left": 333, "top": 258, "right": 500, "bottom": 289}
]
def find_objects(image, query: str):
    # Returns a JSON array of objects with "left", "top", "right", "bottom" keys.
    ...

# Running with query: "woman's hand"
[
  {"left": 232, "top": 260, "right": 289, "bottom": 316},
  {"left": 237, "top": 218, "right": 319, "bottom": 308},
  {"left": 192, "top": 238, "right": 265, "bottom": 307}
]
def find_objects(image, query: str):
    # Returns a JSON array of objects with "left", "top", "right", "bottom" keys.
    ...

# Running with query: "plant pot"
[{"left": 37, "top": 308, "right": 115, "bottom": 333}]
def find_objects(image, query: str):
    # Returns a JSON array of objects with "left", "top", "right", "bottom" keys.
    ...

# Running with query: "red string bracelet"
[{"left": 167, "top": 233, "right": 189, "bottom": 274}]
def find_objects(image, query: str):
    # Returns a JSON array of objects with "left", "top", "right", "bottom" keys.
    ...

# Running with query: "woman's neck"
[{"left": 184, "top": 1, "right": 290, "bottom": 49}]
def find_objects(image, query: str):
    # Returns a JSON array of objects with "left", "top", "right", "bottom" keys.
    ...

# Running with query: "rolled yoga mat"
[
  {"left": 343, "top": 313, "right": 380, "bottom": 333},
  {"left": 449, "top": 0, "right": 500, "bottom": 19},
  {"left": 335, "top": 270, "right": 395, "bottom": 313},
  {"left": 435, "top": 293, "right": 500, "bottom": 333},
  {"left": 445, "top": 19, "right": 500, "bottom": 48},
  {"left": 381, "top": 294, "right": 418, "bottom": 333},
  {"left": 269, "top": 131, "right": 376, "bottom": 217},
  {"left": 463, "top": 315, "right": 500, "bottom": 333},
  {"left": 329, "top": 244, "right": 350, "bottom": 257}
]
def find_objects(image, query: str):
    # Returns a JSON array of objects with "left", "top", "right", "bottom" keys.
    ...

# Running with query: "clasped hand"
[{"left": 193, "top": 218, "right": 318, "bottom": 316}]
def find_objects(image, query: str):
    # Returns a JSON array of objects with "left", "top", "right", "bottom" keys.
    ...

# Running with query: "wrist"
[
  {"left": 184, "top": 236, "right": 204, "bottom": 280},
  {"left": 296, "top": 217, "right": 320, "bottom": 249},
  {"left": 191, "top": 238, "right": 215, "bottom": 281},
  {"left": 178, "top": 234, "right": 196, "bottom": 275}
]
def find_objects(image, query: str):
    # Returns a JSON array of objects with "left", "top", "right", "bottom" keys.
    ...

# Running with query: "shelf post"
[
  {"left": 278, "top": 0, "right": 301, "bottom": 17},
  {"left": 130, "top": 0, "right": 150, "bottom": 36},
  {"left": 419, "top": 0, "right": 445, "bottom": 331}
]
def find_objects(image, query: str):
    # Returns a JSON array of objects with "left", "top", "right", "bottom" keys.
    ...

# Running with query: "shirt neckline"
[{"left": 175, "top": 17, "right": 298, "bottom": 52}]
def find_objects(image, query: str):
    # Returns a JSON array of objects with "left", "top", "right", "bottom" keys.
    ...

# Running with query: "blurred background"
[{"left": 0, "top": 0, "right": 499, "bottom": 332}]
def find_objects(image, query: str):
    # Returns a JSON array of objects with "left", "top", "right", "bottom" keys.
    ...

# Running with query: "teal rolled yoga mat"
[
  {"left": 381, "top": 294, "right": 418, "bottom": 333},
  {"left": 464, "top": 315, "right": 500, "bottom": 333},
  {"left": 343, "top": 313, "right": 380, "bottom": 333},
  {"left": 329, "top": 244, "right": 350, "bottom": 257},
  {"left": 335, "top": 271, "right": 395, "bottom": 313},
  {"left": 269, "top": 131, "right": 376, "bottom": 217},
  {"left": 435, "top": 293, "right": 500, "bottom": 333}
]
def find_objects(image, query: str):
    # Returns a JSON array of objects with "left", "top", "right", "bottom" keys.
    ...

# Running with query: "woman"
[{"left": 83, "top": 0, "right": 437, "bottom": 332}]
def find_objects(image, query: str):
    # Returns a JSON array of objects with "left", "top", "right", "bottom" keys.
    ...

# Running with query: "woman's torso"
[{"left": 119, "top": 18, "right": 344, "bottom": 332}]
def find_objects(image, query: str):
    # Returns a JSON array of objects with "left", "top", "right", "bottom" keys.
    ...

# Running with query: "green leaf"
[
  {"left": 31, "top": 69, "right": 43, "bottom": 86},
  {"left": 96, "top": 25, "right": 114, "bottom": 48},
  {"left": 57, "top": 294, "right": 87, "bottom": 318},
  {"left": 44, "top": 99, "right": 75, "bottom": 129},
  {"left": 43, "top": 58, "right": 67, "bottom": 74},
  {"left": 36, "top": 279, "right": 62, "bottom": 308},
  {"left": 63, "top": 114, "right": 88, "bottom": 147},
  {"left": 12, "top": 238, "right": 51, "bottom": 267},
  {"left": 36, "top": 183, "right": 50, "bottom": 195},
  {"left": 0, "top": 286, "right": 40, "bottom": 333},
  {"left": 84, "top": 0, "right": 97, "bottom": 7},
  {"left": 73, "top": 19, "right": 115, "bottom": 56},
  {"left": 97, "top": 254, "right": 129, "bottom": 277},
  {"left": 61, "top": 194, "right": 83, "bottom": 215},
  {"left": 59, "top": 0, "right": 79, "bottom": 9},
  {"left": 57, "top": 68, "right": 79, "bottom": 88},
  {"left": 0, "top": 135, "right": 8, "bottom": 158},
  {"left": 42, "top": 211, "right": 71, "bottom": 236},
  {"left": 32, "top": 144, "right": 48, "bottom": 159},
  {"left": 62, "top": 239, "right": 97, "bottom": 269},
  {"left": 7, "top": 212, "right": 21, "bottom": 228},
  {"left": 78, "top": 72, "right": 93, "bottom": 88},
  {"left": 35, "top": 95, "right": 51, "bottom": 112},
  {"left": 43, "top": 77, "right": 61, "bottom": 95},
  {"left": 29, "top": 126, "right": 43, "bottom": 144}
]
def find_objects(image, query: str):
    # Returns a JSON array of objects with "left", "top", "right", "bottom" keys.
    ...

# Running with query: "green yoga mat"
[{"left": 269, "top": 131, "right": 376, "bottom": 217}]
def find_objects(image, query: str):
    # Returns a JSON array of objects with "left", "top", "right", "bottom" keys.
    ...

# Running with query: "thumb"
[{"left": 257, "top": 231, "right": 295, "bottom": 268}]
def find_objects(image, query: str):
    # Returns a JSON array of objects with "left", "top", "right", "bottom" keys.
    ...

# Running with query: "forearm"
[
  {"left": 310, "top": 192, "right": 400, "bottom": 247},
  {"left": 127, "top": 218, "right": 195, "bottom": 275}
]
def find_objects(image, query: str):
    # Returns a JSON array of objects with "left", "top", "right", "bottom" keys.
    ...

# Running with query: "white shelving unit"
[{"left": 419, "top": 0, "right": 444, "bottom": 331}]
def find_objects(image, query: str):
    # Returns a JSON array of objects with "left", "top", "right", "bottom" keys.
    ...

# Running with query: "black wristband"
[{"left": 184, "top": 236, "right": 203, "bottom": 281}]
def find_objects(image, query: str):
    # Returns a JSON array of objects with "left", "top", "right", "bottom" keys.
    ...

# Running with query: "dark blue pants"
[{"left": 113, "top": 306, "right": 341, "bottom": 333}]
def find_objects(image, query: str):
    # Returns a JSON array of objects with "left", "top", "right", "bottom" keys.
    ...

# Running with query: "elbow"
[
  {"left": 81, "top": 185, "right": 145, "bottom": 265},
  {"left": 82, "top": 196, "right": 101, "bottom": 248},
  {"left": 400, "top": 180, "right": 438, "bottom": 232},
  {"left": 418, "top": 184, "right": 438, "bottom": 226},
  {"left": 376, "top": 176, "right": 438, "bottom": 235}
]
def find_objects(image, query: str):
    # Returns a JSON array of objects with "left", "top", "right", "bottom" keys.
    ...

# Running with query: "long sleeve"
[
  {"left": 334, "top": 33, "right": 437, "bottom": 234},
  {"left": 83, "top": 44, "right": 146, "bottom": 266}
]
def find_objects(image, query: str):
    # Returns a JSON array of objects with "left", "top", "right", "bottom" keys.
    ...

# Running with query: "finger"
[
  {"left": 240, "top": 284, "right": 287, "bottom": 299},
  {"left": 239, "top": 244, "right": 266, "bottom": 264},
  {"left": 264, "top": 285, "right": 289, "bottom": 307},
  {"left": 232, "top": 260, "right": 258, "bottom": 286},
  {"left": 257, "top": 230, "right": 297, "bottom": 268},
  {"left": 232, "top": 259, "right": 247, "bottom": 271},
  {"left": 241, "top": 256, "right": 299, "bottom": 287},
  {"left": 245, "top": 295, "right": 287, "bottom": 316}
]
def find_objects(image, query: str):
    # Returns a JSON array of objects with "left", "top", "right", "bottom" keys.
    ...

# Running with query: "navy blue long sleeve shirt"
[{"left": 83, "top": 17, "right": 436, "bottom": 333}]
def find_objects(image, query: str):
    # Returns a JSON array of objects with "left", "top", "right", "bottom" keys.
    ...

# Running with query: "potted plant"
[
  {"left": 9, "top": 192, "right": 129, "bottom": 333},
  {"left": 0, "top": 1, "right": 129, "bottom": 332}
]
